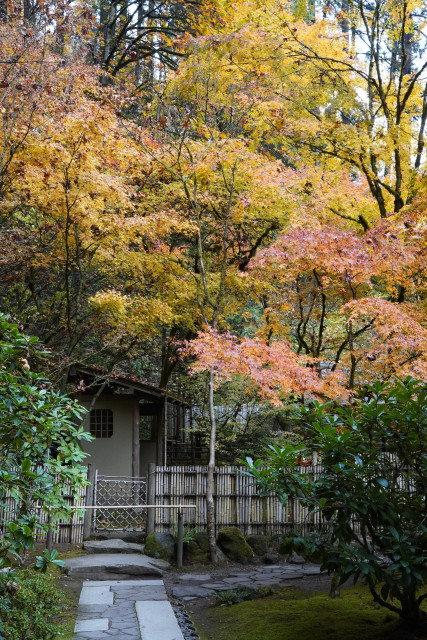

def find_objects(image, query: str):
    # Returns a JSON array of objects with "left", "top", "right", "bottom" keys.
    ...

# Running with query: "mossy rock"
[
  {"left": 217, "top": 527, "right": 254, "bottom": 564},
  {"left": 184, "top": 540, "right": 210, "bottom": 564},
  {"left": 184, "top": 532, "right": 210, "bottom": 564},
  {"left": 193, "top": 531, "right": 210, "bottom": 553},
  {"left": 145, "top": 532, "right": 175, "bottom": 561},
  {"left": 246, "top": 535, "right": 269, "bottom": 557}
]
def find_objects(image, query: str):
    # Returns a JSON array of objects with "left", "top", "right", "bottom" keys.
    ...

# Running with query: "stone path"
[
  {"left": 170, "top": 563, "right": 322, "bottom": 600},
  {"left": 67, "top": 540, "right": 324, "bottom": 639},
  {"left": 66, "top": 553, "right": 169, "bottom": 580},
  {"left": 73, "top": 579, "right": 184, "bottom": 640}
]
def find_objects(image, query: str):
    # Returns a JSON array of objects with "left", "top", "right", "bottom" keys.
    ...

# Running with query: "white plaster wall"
[{"left": 81, "top": 399, "right": 133, "bottom": 476}]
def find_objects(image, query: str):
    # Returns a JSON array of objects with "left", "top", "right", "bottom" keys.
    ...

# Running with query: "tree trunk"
[
  {"left": 0, "top": 0, "right": 6, "bottom": 22},
  {"left": 400, "top": 589, "right": 424, "bottom": 632},
  {"left": 329, "top": 572, "right": 341, "bottom": 599},
  {"left": 206, "top": 367, "right": 217, "bottom": 562}
]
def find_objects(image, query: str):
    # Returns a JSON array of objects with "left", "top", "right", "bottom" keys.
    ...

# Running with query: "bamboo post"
[
  {"left": 45, "top": 511, "right": 53, "bottom": 551},
  {"left": 164, "top": 399, "right": 168, "bottom": 465},
  {"left": 83, "top": 464, "right": 95, "bottom": 540},
  {"left": 177, "top": 506, "right": 184, "bottom": 569},
  {"left": 146, "top": 463, "right": 156, "bottom": 534}
]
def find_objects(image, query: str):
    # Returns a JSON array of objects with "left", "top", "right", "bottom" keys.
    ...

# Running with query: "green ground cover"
[
  {"left": 191, "top": 585, "right": 427, "bottom": 640},
  {"left": 0, "top": 545, "right": 82, "bottom": 640}
]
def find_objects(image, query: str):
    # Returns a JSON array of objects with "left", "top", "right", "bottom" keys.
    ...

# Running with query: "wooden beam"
[
  {"left": 132, "top": 400, "right": 140, "bottom": 478},
  {"left": 146, "top": 462, "right": 156, "bottom": 534},
  {"left": 156, "top": 400, "right": 165, "bottom": 465},
  {"left": 83, "top": 463, "right": 95, "bottom": 539}
]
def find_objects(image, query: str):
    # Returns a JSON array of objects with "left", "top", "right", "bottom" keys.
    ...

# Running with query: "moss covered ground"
[{"left": 190, "top": 585, "right": 427, "bottom": 640}]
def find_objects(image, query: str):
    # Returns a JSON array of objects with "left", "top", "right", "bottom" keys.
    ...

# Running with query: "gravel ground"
[{"left": 170, "top": 597, "right": 202, "bottom": 640}]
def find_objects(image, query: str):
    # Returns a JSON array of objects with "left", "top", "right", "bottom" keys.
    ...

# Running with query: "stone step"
[
  {"left": 65, "top": 553, "right": 169, "bottom": 580},
  {"left": 135, "top": 600, "right": 185, "bottom": 640},
  {"left": 91, "top": 530, "right": 144, "bottom": 544},
  {"left": 83, "top": 538, "right": 145, "bottom": 554}
]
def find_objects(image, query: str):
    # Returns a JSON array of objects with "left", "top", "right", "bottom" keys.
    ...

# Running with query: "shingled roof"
[{"left": 69, "top": 364, "right": 189, "bottom": 406}]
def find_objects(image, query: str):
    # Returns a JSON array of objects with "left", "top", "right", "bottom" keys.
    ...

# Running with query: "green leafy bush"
[
  {"left": 172, "top": 522, "right": 199, "bottom": 544},
  {"left": 0, "top": 314, "right": 92, "bottom": 567},
  {"left": 243, "top": 378, "right": 427, "bottom": 631},
  {"left": 0, "top": 569, "right": 64, "bottom": 640}
]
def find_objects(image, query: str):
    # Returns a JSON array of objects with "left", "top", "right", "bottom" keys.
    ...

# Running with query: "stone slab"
[
  {"left": 135, "top": 600, "right": 184, "bottom": 640},
  {"left": 223, "top": 577, "right": 249, "bottom": 584},
  {"left": 84, "top": 539, "right": 145, "bottom": 554},
  {"left": 303, "top": 566, "right": 321, "bottom": 575},
  {"left": 113, "top": 586, "right": 166, "bottom": 594},
  {"left": 84, "top": 580, "right": 164, "bottom": 587},
  {"left": 114, "top": 588, "right": 167, "bottom": 601},
  {"left": 79, "top": 586, "right": 114, "bottom": 606},
  {"left": 74, "top": 632, "right": 111, "bottom": 640},
  {"left": 179, "top": 573, "right": 211, "bottom": 581},
  {"left": 74, "top": 618, "right": 109, "bottom": 633},
  {"left": 205, "top": 584, "right": 237, "bottom": 591},
  {"left": 172, "top": 585, "right": 213, "bottom": 598},
  {"left": 65, "top": 554, "right": 169, "bottom": 579},
  {"left": 77, "top": 605, "right": 112, "bottom": 615}
]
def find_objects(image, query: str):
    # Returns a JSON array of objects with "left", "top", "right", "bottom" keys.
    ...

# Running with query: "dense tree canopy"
[{"left": 0, "top": 0, "right": 427, "bottom": 400}]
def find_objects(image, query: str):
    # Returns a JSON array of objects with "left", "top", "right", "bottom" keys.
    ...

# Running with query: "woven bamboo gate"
[
  {"left": 152, "top": 465, "right": 325, "bottom": 536},
  {"left": 93, "top": 473, "right": 147, "bottom": 532}
]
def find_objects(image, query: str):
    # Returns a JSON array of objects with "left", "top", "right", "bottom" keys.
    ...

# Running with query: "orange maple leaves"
[
  {"left": 187, "top": 329, "right": 347, "bottom": 404},
  {"left": 188, "top": 210, "right": 427, "bottom": 400}
]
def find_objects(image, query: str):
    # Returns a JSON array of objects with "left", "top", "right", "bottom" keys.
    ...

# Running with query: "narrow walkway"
[
  {"left": 170, "top": 563, "right": 322, "bottom": 600},
  {"left": 73, "top": 579, "right": 184, "bottom": 640}
]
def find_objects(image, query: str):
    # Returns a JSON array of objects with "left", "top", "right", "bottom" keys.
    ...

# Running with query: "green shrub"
[
  {"left": 215, "top": 588, "right": 253, "bottom": 607},
  {"left": 243, "top": 377, "right": 427, "bottom": 632},
  {"left": 0, "top": 315, "right": 91, "bottom": 568},
  {"left": 214, "top": 586, "right": 276, "bottom": 607},
  {"left": 0, "top": 569, "right": 64, "bottom": 640},
  {"left": 172, "top": 522, "right": 199, "bottom": 544}
]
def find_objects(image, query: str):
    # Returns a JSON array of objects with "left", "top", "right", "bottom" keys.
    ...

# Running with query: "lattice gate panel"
[{"left": 93, "top": 474, "right": 147, "bottom": 531}]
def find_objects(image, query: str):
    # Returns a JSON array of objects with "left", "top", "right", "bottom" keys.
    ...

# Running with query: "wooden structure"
[{"left": 68, "top": 366, "right": 191, "bottom": 477}]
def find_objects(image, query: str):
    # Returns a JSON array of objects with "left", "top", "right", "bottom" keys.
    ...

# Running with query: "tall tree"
[{"left": 94, "top": 0, "right": 224, "bottom": 79}]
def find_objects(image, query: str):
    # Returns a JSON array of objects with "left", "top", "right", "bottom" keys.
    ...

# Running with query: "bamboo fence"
[
  {"left": 152, "top": 465, "right": 325, "bottom": 536},
  {"left": 3, "top": 460, "right": 411, "bottom": 542},
  {"left": 0, "top": 473, "right": 88, "bottom": 545}
]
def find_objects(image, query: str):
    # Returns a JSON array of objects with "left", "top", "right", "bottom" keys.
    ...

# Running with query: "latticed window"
[{"left": 90, "top": 409, "right": 113, "bottom": 438}]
